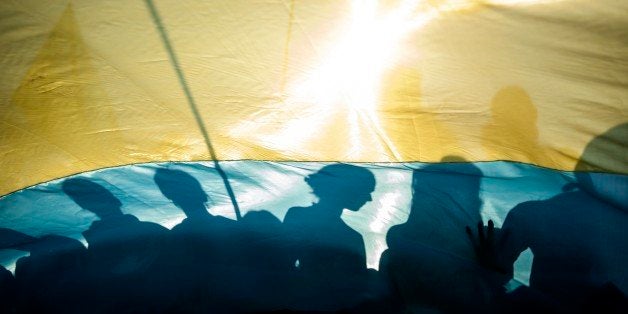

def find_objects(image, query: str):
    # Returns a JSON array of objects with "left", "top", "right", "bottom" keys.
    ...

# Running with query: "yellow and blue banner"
[{"left": 0, "top": 0, "right": 626, "bottom": 312}]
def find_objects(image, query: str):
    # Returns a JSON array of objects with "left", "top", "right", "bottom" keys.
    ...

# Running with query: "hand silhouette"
[{"left": 466, "top": 220, "right": 508, "bottom": 274}]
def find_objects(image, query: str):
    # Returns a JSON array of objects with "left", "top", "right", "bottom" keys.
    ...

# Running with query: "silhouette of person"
[
  {"left": 380, "top": 158, "right": 497, "bottom": 313},
  {"left": 0, "top": 264, "right": 15, "bottom": 313},
  {"left": 0, "top": 228, "right": 86, "bottom": 313},
  {"left": 282, "top": 163, "right": 375, "bottom": 310},
  {"left": 0, "top": 266, "right": 17, "bottom": 313},
  {"left": 62, "top": 178, "right": 169, "bottom": 312},
  {"left": 482, "top": 86, "right": 549, "bottom": 165},
  {"left": 468, "top": 123, "right": 628, "bottom": 313},
  {"left": 227, "top": 210, "right": 292, "bottom": 312},
  {"left": 154, "top": 168, "right": 241, "bottom": 312},
  {"left": 239, "top": 210, "right": 290, "bottom": 271}
]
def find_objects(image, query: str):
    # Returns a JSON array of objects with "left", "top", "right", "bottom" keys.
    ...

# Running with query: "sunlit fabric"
[
  {"left": 0, "top": 0, "right": 627, "bottom": 312},
  {"left": 1, "top": 0, "right": 627, "bottom": 194}
]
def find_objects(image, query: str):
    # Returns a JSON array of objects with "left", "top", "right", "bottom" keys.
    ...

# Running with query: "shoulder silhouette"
[
  {"left": 63, "top": 177, "right": 168, "bottom": 312},
  {"left": 154, "top": 167, "right": 242, "bottom": 312},
  {"left": 0, "top": 227, "right": 86, "bottom": 313}
]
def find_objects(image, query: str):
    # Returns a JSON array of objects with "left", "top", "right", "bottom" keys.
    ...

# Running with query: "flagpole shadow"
[{"left": 144, "top": 0, "right": 241, "bottom": 220}]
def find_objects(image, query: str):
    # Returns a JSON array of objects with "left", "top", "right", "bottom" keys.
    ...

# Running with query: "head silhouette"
[
  {"left": 62, "top": 178, "right": 122, "bottom": 219},
  {"left": 410, "top": 158, "right": 483, "bottom": 220},
  {"left": 305, "top": 164, "right": 375, "bottom": 211},
  {"left": 154, "top": 168, "right": 209, "bottom": 218},
  {"left": 575, "top": 123, "right": 628, "bottom": 210}
]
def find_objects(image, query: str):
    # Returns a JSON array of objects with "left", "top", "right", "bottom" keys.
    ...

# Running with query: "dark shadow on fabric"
[
  {"left": 281, "top": 163, "right": 386, "bottom": 311},
  {"left": 154, "top": 168, "right": 246, "bottom": 313},
  {"left": 0, "top": 264, "right": 15, "bottom": 313},
  {"left": 63, "top": 178, "right": 169, "bottom": 313},
  {"left": 468, "top": 123, "right": 628, "bottom": 313},
  {"left": 0, "top": 227, "right": 86, "bottom": 313},
  {"left": 144, "top": 0, "right": 242, "bottom": 220},
  {"left": 380, "top": 156, "right": 503, "bottom": 313}
]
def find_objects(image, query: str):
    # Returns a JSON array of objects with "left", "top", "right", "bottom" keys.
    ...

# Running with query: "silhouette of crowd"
[{"left": 0, "top": 124, "right": 626, "bottom": 313}]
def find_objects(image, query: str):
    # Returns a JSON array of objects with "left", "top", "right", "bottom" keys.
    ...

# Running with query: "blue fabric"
[{"left": 0, "top": 160, "right": 626, "bottom": 312}]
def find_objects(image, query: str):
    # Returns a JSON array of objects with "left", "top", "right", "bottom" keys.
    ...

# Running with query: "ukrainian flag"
[{"left": 0, "top": 0, "right": 626, "bottom": 312}]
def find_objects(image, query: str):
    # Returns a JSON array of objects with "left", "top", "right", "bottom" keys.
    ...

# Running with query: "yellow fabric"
[{"left": 1, "top": 0, "right": 627, "bottom": 195}]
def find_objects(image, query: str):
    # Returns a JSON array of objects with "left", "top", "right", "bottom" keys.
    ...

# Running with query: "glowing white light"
[
  {"left": 230, "top": 0, "right": 567, "bottom": 158},
  {"left": 370, "top": 192, "right": 401, "bottom": 232},
  {"left": 367, "top": 237, "right": 388, "bottom": 269}
]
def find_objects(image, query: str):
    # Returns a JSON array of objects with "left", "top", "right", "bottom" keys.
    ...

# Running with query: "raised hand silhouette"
[{"left": 466, "top": 220, "right": 509, "bottom": 275}]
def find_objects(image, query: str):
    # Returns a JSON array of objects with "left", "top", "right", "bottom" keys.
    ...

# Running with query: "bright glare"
[
  {"left": 292, "top": 0, "right": 434, "bottom": 111},
  {"left": 230, "top": 0, "right": 565, "bottom": 159},
  {"left": 369, "top": 192, "right": 402, "bottom": 233},
  {"left": 231, "top": 0, "right": 463, "bottom": 159}
]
